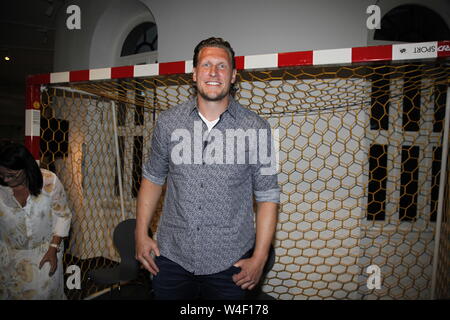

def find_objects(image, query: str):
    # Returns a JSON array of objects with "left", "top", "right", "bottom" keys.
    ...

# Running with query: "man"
[{"left": 135, "top": 37, "right": 279, "bottom": 300}]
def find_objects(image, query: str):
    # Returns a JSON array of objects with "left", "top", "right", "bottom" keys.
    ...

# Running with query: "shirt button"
[{"left": 198, "top": 206, "right": 202, "bottom": 210}]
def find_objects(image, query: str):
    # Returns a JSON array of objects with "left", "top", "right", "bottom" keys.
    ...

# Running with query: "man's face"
[{"left": 193, "top": 47, "right": 237, "bottom": 102}]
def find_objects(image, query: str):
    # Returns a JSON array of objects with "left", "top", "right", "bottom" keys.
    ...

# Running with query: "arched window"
[
  {"left": 374, "top": 5, "right": 450, "bottom": 42},
  {"left": 121, "top": 22, "right": 157, "bottom": 57}
]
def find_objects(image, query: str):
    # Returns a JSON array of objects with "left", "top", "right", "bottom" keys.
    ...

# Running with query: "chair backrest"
[{"left": 113, "top": 218, "right": 140, "bottom": 280}]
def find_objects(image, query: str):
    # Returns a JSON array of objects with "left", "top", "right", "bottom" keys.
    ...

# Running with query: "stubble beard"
[
  {"left": 196, "top": 82, "right": 232, "bottom": 102},
  {"left": 198, "top": 90, "right": 229, "bottom": 102}
]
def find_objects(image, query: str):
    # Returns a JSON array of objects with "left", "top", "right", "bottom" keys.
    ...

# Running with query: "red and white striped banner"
[
  {"left": 24, "top": 40, "right": 450, "bottom": 159},
  {"left": 27, "top": 40, "right": 450, "bottom": 85}
]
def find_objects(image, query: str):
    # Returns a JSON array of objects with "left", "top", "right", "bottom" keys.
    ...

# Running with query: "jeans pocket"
[{"left": 229, "top": 265, "right": 241, "bottom": 275}]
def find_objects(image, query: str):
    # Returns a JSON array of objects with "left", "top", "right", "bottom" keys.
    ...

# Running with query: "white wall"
[
  {"left": 54, "top": 0, "right": 107, "bottom": 71},
  {"left": 54, "top": 0, "right": 450, "bottom": 71},
  {"left": 143, "top": 0, "right": 371, "bottom": 63},
  {"left": 89, "top": 0, "right": 156, "bottom": 68},
  {"left": 54, "top": 0, "right": 156, "bottom": 71}
]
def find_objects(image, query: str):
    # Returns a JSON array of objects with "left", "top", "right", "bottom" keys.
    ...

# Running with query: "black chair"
[{"left": 88, "top": 218, "right": 151, "bottom": 299}]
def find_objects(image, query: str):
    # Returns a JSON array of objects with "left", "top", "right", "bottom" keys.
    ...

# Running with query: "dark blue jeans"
[{"left": 152, "top": 251, "right": 252, "bottom": 300}]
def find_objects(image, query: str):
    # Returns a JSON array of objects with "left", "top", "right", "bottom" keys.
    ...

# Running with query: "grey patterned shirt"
[{"left": 143, "top": 97, "right": 280, "bottom": 275}]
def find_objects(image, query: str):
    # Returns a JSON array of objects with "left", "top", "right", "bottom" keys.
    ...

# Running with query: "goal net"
[{"left": 30, "top": 43, "right": 450, "bottom": 300}]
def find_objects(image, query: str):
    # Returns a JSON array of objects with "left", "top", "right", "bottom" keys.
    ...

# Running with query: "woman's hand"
[{"left": 39, "top": 247, "right": 58, "bottom": 276}]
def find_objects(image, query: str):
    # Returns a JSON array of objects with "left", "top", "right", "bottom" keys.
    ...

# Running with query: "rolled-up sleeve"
[
  {"left": 254, "top": 188, "right": 280, "bottom": 203},
  {"left": 253, "top": 120, "right": 280, "bottom": 203},
  {"left": 51, "top": 175, "right": 72, "bottom": 237},
  {"left": 142, "top": 113, "right": 169, "bottom": 185}
]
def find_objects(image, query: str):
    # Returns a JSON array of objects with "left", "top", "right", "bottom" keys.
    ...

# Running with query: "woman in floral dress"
[{"left": 0, "top": 142, "right": 72, "bottom": 299}]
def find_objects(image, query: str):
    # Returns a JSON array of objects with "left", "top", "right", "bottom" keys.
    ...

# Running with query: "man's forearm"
[
  {"left": 135, "top": 178, "right": 163, "bottom": 239},
  {"left": 253, "top": 201, "right": 278, "bottom": 262}
]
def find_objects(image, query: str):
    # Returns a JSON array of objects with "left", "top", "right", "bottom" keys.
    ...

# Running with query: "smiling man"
[
  {"left": 135, "top": 37, "right": 280, "bottom": 300},
  {"left": 194, "top": 46, "right": 236, "bottom": 105}
]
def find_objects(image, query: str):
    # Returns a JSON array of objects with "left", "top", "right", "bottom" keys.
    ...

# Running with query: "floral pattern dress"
[{"left": 0, "top": 169, "right": 72, "bottom": 300}]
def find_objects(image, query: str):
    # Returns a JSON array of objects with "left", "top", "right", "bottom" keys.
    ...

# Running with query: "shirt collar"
[{"left": 189, "top": 96, "right": 237, "bottom": 120}]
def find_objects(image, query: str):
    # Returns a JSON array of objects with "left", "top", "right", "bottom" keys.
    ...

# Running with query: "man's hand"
[
  {"left": 135, "top": 235, "right": 160, "bottom": 276},
  {"left": 135, "top": 178, "right": 163, "bottom": 276},
  {"left": 232, "top": 256, "right": 266, "bottom": 290},
  {"left": 39, "top": 248, "right": 58, "bottom": 276}
]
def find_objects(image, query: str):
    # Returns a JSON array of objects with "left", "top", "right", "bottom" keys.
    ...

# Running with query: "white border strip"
[
  {"left": 245, "top": 54, "right": 278, "bottom": 70},
  {"left": 50, "top": 72, "right": 70, "bottom": 84},
  {"left": 185, "top": 60, "right": 193, "bottom": 73},
  {"left": 25, "top": 109, "right": 40, "bottom": 137},
  {"left": 89, "top": 68, "right": 112, "bottom": 81},
  {"left": 134, "top": 63, "right": 159, "bottom": 78},
  {"left": 393, "top": 41, "right": 438, "bottom": 61},
  {"left": 314, "top": 48, "right": 352, "bottom": 65}
]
